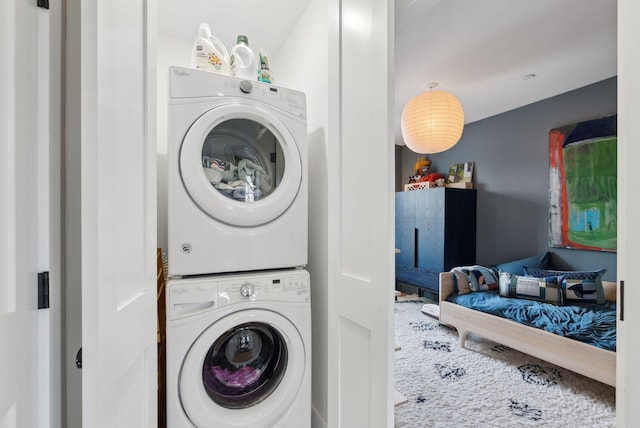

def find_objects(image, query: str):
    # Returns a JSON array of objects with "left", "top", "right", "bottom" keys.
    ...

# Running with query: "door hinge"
[
  {"left": 38, "top": 271, "right": 50, "bottom": 309},
  {"left": 37, "top": 0, "right": 49, "bottom": 9}
]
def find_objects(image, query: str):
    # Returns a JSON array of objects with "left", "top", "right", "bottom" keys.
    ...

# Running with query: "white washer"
[
  {"left": 167, "top": 66, "right": 308, "bottom": 277},
  {"left": 166, "top": 269, "right": 311, "bottom": 428}
]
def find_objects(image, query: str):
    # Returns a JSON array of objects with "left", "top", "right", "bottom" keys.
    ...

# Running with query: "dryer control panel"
[{"left": 169, "top": 66, "right": 306, "bottom": 120}]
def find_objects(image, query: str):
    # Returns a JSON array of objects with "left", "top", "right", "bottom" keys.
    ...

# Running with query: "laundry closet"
[{"left": 157, "top": 3, "right": 314, "bottom": 427}]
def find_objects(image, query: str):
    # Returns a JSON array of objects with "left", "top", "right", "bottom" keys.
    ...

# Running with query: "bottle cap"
[{"left": 199, "top": 23, "right": 211, "bottom": 38}]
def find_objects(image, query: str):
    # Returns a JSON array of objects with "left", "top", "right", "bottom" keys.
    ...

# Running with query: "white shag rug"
[{"left": 394, "top": 299, "right": 615, "bottom": 428}]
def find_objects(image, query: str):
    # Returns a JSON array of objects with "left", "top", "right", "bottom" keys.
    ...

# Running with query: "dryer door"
[
  {"left": 179, "top": 309, "right": 306, "bottom": 427},
  {"left": 180, "top": 102, "right": 302, "bottom": 227}
]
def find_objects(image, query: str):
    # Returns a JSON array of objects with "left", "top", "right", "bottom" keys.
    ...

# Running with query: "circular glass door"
[
  {"left": 180, "top": 103, "right": 302, "bottom": 227},
  {"left": 201, "top": 322, "right": 287, "bottom": 409},
  {"left": 201, "top": 119, "right": 282, "bottom": 204},
  {"left": 179, "top": 309, "right": 306, "bottom": 427}
]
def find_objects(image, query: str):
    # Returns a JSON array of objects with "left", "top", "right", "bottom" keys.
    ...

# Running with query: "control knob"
[
  {"left": 240, "top": 283, "right": 255, "bottom": 298},
  {"left": 239, "top": 80, "right": 253, "bottom": 94}
]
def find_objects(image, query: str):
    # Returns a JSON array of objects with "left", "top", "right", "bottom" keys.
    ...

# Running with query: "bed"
[{"left": 438, "top": 271, "right": 617, "bottom": 387}]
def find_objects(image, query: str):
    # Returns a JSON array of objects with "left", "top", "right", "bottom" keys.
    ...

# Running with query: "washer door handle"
[{"left": 76, "top": 347, "right": 82, "bottom": 369}]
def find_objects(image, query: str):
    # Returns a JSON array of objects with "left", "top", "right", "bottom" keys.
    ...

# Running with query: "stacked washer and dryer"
[{"left": 165, "top": 66, "right": 311, "bottom": 428}]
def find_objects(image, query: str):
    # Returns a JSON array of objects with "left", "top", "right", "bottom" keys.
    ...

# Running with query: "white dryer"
[
  {"left": 166, "top": 269, "right": 311, "bottom": 428},
  {"left": 167, "top": 66, "right": 308, "bottom": 277}
]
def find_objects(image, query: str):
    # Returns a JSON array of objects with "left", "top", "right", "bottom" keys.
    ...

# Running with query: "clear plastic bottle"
[
  {"left": 230, "top": 35, "right": 257, "bottom": 80},
  {"left": 190, "top": 23, "right": 229, "bottom": 74}
]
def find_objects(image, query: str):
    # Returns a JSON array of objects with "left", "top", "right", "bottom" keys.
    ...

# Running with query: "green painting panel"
[{"left": 563, "top": 137, "right": 617, "bottom": 250}]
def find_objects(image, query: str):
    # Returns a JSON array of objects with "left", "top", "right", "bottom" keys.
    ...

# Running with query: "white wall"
[
  {"left": 156, "top": 35, "right": 191, "bottom": 251},
  {"left": 273, "top": 0, "right": 329, "bottom": 426}
]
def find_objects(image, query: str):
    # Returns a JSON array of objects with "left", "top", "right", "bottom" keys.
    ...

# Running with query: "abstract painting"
[{"left": 548, "top": 115, "right": 617, "bottom": 252}]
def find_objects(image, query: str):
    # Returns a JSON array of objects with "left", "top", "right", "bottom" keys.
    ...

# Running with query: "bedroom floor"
[{"left": 393, "top": 298, "right": 615, "bottom": 427}]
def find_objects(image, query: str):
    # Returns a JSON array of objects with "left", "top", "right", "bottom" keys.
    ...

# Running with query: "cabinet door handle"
[
  {"left": 620, "top": 280, "right": 624, "bottom": 321},
  {"left": 413, "top": 228, "right": 418, "bottom": 267}
]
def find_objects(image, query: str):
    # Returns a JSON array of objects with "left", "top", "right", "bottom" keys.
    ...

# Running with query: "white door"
[
  {"left": 326, "top": 0, "right": 394, "bottom": 426},
  {"left": 77, "top": 0, "right": 158, "bottom": 426},
  {"left": 616, "top": 0, "right": 640, "bottom": 424},
  {"left": 0, "top": 0, "right": 61, "bottom": 427}
]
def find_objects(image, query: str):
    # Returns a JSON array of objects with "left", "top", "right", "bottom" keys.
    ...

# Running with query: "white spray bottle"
[{"left": 190, "top": 23, "right": 230, "bottom": 74}]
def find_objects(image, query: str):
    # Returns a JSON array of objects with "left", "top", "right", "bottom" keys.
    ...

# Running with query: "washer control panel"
[
  {"left": 217, "top": 271, "right": 310, "bottom": 307},
  {"left": 168, "top": 270, "right": 310, "bottom": 320}
]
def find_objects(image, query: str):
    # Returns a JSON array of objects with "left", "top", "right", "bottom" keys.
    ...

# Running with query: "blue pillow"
[
  {"left": 522, "top": 267, "right": 606, "bottom": 304},
  {"left": 493, "top": 252, "right": 552, "bottom": 276}
]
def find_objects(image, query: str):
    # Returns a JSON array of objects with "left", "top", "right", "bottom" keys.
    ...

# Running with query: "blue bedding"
[{"left": 448, "top": 291, "right": 616, "bottom": 352}]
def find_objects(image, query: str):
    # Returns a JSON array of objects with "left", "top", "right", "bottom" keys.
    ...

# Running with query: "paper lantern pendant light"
[{"left": 401, "top": 88, "right": 464, "bottom": 154}]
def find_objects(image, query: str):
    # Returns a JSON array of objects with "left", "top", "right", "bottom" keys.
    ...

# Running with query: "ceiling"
[
  {"left": 156, "top": 0, "right": 311, "bottom": 61},
  {"left": 158, "top": 0, "right": 617, "bottom": 146}
]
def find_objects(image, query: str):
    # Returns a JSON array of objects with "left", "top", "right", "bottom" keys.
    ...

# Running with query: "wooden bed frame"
[{"left": 438, "top": 272, "right": 617, "bottom": 387}]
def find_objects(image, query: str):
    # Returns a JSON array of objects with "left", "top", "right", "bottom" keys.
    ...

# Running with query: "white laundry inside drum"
[{"left": 200, "top": 118, "right": 284, "bottom": 204}]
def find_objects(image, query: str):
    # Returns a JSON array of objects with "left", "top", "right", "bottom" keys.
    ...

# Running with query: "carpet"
[{"left": 394, "top": 299, "right": 615, "bottom": 428}]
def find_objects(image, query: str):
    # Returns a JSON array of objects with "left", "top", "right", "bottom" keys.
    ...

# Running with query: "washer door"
[
  {"left": 179, "top": 309, "right": 306, "bottom": 427},
  {"left": 180, "top": 102, "right": 302, "bottom": 227}
]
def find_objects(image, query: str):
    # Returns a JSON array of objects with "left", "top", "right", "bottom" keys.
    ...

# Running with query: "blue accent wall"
[{"left": 397, "top": 77, "right": 617, "bottom": 280}]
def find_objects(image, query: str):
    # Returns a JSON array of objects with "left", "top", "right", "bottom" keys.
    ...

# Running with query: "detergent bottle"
[
  {"left": 190, "top": 23, "right": 230, "bottom": 74},
  {"left": 207, "top": 32, "right": 230, "bottom": 74},
  {"left": 257, "top": 48, "right": 275, "bottom": 83},
  {"left": 230, "top": 35, "right": 258, "bottom": 80}
]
